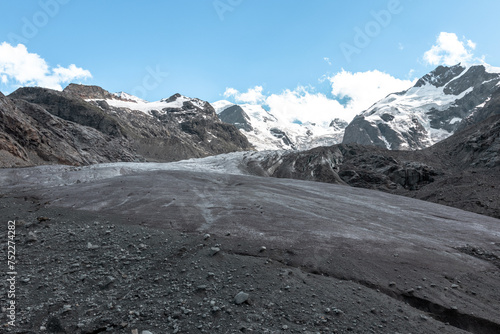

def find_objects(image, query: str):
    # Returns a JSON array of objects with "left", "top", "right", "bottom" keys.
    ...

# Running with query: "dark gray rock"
[
  {"left": 432, "top": 114, "right": 500, "bottom": 169},
  {"left": 163, "top": 93, "right": 182, "bottom": 103},
  {"left": 63, "top": 83, "right": 116, "bottom": 100},
  {"left": 269, "top": 128, "right": 295, "bottom": 149},
  {"left": 234, "top": 291, "right": 249, "bottom": 305},
  {"left": 414, "top": 64, "right": 465, "bottom": 88},
  {"left": 342, "top": 116, "right": 390, "bottom": 148},
  {"left": 219, "top": 105, "right": 253, "bottom": 131},
  {"left": 459, "top": 87, "right": 500, "bottom": 130},
  {"left": 9, "top": 87, "right": 125, "bottom": 137}
]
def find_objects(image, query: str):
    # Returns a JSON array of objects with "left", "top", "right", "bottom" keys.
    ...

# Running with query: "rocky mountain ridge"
[{"left": 0, "top": 84, "right": 252, "bottom": 167}]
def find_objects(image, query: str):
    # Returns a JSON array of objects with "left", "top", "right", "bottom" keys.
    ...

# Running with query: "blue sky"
[{"left": 1, "top": 0, "right": 500, "bottom": 121}]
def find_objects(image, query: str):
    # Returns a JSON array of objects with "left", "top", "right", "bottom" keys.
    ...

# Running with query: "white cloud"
[
  {"left": 0, "top": 42, "right": 92, "bottom": 91},
  {"left": 223, "top": 87, "right": 239, "bottom": 98},
  {"left": 423, "top": 32, "right": 477, "bottom": 66},
  {"left": 224, "top": 85, "right": 265, "bottom": 104},
  {"left": 222, "top": 70, "right": 415, "bottom": 124},
  {"left": 265, "top": 87, "right": 346, "bottom": 125},
  {"left": 323, "top": 57, "right": 332, "bottom": 65},
  {"left": 329, "top": 69, "right": 416, "bottom": 120}
]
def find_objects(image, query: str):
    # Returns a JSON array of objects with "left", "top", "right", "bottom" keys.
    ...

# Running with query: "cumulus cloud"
[
  {"left": 223, "top": 85, "right": 265, "bottom": 104},
  {"left": 423, "top": 32, "right": 477, "bottom": 66},
  {"left": 265, "top": 87, "right": 345, "bottom": 125},
  {"left": 329, "top": 69, "right": 415, "bottom": 119},
  {"left": 0, "top": 42, "right": 92, "bottom": 91},
  {"left": 223, "top": 70, "right": 415, "bottom": 125}
]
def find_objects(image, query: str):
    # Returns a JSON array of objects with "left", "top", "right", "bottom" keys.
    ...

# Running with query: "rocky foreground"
[
  {"left": 0, "top": 196, "right": 471, "bottom": 334},
  {"left": 1, "top": 166, "right": 499, "bottom": 334}
]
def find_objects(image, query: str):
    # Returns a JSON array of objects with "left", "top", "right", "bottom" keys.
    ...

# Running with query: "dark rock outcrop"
[
  {"left": 269, "top": 128, "right": 295, "bottom": 149},
  {"left": 9, "top": 87, "right": 126, "bottom": 137},
  {"left": 0, "top": 92, "right": 141, "bottom": 167},
  {"left": 245, "top": 146, "right": 346, "bottom": 184},
  {"left": 63, "top": 83, "right": 117, "bottom": 100},
  {"left": 337, "top": 144, "right": 439, "bottom": 191},
  {"left": 218, "top": 105, "right": 253, "bottom": 131},
  {"left": 459, "top": 87, "right": 500, "bottom": 130},
  {"left": 432, "top": 115, "right": 500, "bottom": 169},
  {"left": 414, "top": 64, "right": 465, "bottom": 88}
]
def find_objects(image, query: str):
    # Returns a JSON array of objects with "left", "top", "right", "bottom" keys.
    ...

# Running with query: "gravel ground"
[{"left": 0, "top": 195, "right": 473, "bottom": 334}]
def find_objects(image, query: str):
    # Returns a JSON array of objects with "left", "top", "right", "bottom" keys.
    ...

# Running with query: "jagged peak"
[
  {"left": 162, "top": 93, "right": 183, "bottom": 103},
  {"left": 329, "top": 118, "right": 349, "bottom": 130},
  {"left": 113, "top": 91, "right": 146, "bottom": 103},
  {"left": 414, "top": 64, "right": 466, "bottom": 88},
  {"left": 413, "top": 63, "right": 500, "bottom": 90},
  {"left": 8, "top": 86, "right": 73, "bottom": 101},
  {"left": 211, "top": 100, "right": 235, "bottom": 114},
  {"left": 64, "top": 83, "right": 115, "bottom": 100}
]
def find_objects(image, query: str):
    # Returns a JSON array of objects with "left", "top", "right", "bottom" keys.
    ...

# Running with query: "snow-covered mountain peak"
[
  {"left": 213, "top": 100, "right": 347, "bottom": 151},
  {"left": 112, "top": 91, "right": 147, "bottom": 103},
  {"left": 329, "top": 118, "right": 349, "bottom": 131},
  {"left": 343, "top": 63, "right": 500, "bottom": 150},
  {"left": 211, "top": 100, "right": 235, "bottom": 114},
  {"left": 85, "top": 90, "right": 212, "bottom": 118}
]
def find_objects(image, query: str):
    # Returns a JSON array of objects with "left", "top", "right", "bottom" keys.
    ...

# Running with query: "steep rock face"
[
  {"left": 431, "top": 115, "right": 500, "bottom": 168},
  {"left": 9, "top": 87, "right": 126, "bottom": 137},
  {"left": 218, "top": 105, "right": 253, "bottom": 131},
  {"left": 0, "top": 93, "right": 141, "bottom": 167},
  {"left": 459, "top": 86, "right": 500, "bottom": 130},
  {"left": 336, "top": 144, "right": 439, "bottom": 191},
  {"left": 244, "top": 146, "right": 346, "bottom": 184},
  {"left": 343, "top": 64, "right": 500, "bottom": 150},
  {"left": 243, "top": 145, "right": 438, "bottom": 191}
]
